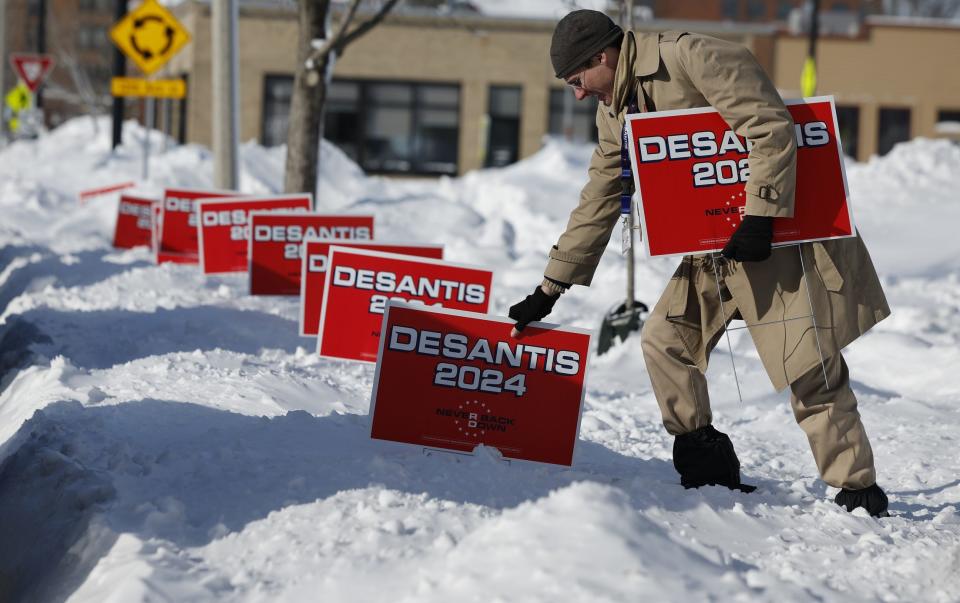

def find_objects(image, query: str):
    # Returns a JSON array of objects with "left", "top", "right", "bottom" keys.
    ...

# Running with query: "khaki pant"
[{"left": 640, "top": 256, "right": 877, "bottom": 489}]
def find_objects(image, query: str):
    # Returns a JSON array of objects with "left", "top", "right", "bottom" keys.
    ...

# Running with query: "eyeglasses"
[
  {"left": 565, "top": 55, "right": 599, "bottom": 90},
  {"left": 565, "top": 69, "right": 586, "bottom": 90}
]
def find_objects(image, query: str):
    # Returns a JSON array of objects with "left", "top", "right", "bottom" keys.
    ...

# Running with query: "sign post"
[{"left": 109, "top": 0, "right": 191, "bottom": 175}]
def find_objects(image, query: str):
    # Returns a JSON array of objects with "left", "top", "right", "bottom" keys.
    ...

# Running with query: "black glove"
[
  {"left": 721, "top": 215, "right": 773, "bottom": 262},
  {"left": 508, "top": 285, "right": 559, "bottom": 332}
]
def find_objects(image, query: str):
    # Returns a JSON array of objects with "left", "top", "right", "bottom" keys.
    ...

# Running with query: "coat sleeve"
[
  {"left": 675, "top": 34, "right": 797, "bottom": 218},
  {"left": 543, "top": 108, "right": 623, "bottom": 286}
]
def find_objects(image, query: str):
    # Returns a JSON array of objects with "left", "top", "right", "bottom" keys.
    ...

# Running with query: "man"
[{"left": 508, "top": 10, "right": 891, "bottom": 517}]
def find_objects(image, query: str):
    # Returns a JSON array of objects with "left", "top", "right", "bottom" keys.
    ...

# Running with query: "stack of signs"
[
  {"left": 299, "top": 240, "right": 444, "bottom": 337},
  {"left": 197, "top": 194, "right": 312, "bottom": 274},
  {"left": 625, "top": 96, "right": 854, "bottom": 257},
  {"left": 157, "top": 188, "right": 239, "bottom": 264},
  {"left": 113, "top": 194, "right": 156, "bottom": 249},
  {"left": 317, "top": 247, "right": 493, "bottom": 363},
  {"left": 248, "top": 212, "right": 374, "bottom": 295},
  {"left": 371, "top": 303, "right": 592, "bottom": 466}
]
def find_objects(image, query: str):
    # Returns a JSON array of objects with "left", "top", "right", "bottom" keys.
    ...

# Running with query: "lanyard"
[{"left": 619, "top": 98, "right": 641, "bottom": 215}]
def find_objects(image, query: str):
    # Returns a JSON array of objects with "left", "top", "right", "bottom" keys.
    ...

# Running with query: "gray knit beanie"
[{"left": 550, "top": 10, "right": 624, "bottom": 79}]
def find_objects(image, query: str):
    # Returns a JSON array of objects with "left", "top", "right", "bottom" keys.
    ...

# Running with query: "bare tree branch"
[
  {"left": 311, "top": 0, "right": 364, "bottom": 59},
  {"left": 335, "top": 0, "right": 403, "bottom": 54}
]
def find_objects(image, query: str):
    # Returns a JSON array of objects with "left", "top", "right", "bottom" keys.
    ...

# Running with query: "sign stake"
[{"left": 143, "top": 96, "right": 154, "bottom": 181}]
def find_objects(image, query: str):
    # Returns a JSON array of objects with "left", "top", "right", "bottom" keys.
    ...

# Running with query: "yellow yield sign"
[{"left": 110, "top": 0, "right": 191, "bottom": 76}]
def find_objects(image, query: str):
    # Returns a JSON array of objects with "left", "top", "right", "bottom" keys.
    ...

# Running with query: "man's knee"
[
  {"left": 640, "top": 311, "right": 671, "bottom": 356},
  {"left": 790, "top": 353, "right": 855, "bottom": 412}
]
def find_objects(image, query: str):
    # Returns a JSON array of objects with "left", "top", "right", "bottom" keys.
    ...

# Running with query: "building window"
[
  {"left": 548, "top": 89, "right": 598, "bottom": 143},
  {"left": 411, "top": 84, "right": 460, "bottom": 174},
  {"left": 834, "top": 105, "right": 859, "bottom": 159},
  {"left": 746, "top": 0, "right": 766, "bottom": 20},
  {"left": 77, "top": 26, "right": 108, "bottom": 50},
  {"left": 262, "top": 75, "right": 294, "bottom": 147},
  {"left": 777, "top": 0, "right": 796, "bottom": 19},
  {"left": 937, "top": 109, "right": 960, "bottom": 124},
  {"left": 722, "top": 0, "right": 739, "bottom": 19},
  {"left": 321, "top": 79, "right": 460, "bottom": 175},
  {"left": 485, "top": 86, "right": 521, "bottom": 167},
  {"left": 261, "top": 77, "right": 460, "bottom": 175},
  {"left": 877, "top": 107, "right": 911, "bottom": 156},
  {"left": 325, "top": 81, "right": 361, "bottom": 160}
]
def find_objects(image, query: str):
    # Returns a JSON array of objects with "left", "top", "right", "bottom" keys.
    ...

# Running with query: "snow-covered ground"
[{"left": 1, "top": 117, "right": 959, "bottom": 602}]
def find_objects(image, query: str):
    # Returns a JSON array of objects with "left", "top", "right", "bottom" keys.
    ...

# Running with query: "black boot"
[
  {"left": 673, "top": 425, "right": 755, "bottom": 492},
  {"left": 834, "top": 483, "right": 889, "bottom": 517}
]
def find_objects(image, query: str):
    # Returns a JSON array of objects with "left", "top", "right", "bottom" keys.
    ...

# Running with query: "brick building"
[
  {"left": 1, "top": 0, "right": 116, "bottom": 130},
  {"left": 4, "top": 1, "right": 960, "bottom": 170}
]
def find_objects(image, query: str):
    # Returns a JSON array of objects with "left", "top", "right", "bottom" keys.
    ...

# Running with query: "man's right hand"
[{"left": 509, "top": 285, "right": 559, "bottom": 337}]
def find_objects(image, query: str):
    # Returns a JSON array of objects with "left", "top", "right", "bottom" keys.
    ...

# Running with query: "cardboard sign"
[
  {"left": 626, "top": 96, "right": 854, "bottom": 257},
  {"left": 248, "top": 213, "right": 375, "bottom": 295},
  {"left": 157, "top": 188, "right": 239, "bottom": 264},
  {"left": 299, "top": 240, "right": 444, "bottom": 337},
  {"left": 198, "top": 195, "right": 312, "bottom": 274},
  {"left": 113, "top": 194, "right": 156, "bottom": 249},
  {"left": 317, "top": 247, "right": 493, "bottom": 363},
  {"left": 79, "top": 181, "right": 135, "bottom": 204},
  {"left": 371, "top": 303, "right": 591, "bottom": 466}
]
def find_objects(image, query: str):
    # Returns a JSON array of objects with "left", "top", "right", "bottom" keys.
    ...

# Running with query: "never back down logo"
[{"left": 436, "top": 400, "right": 515, "bottom": 438}]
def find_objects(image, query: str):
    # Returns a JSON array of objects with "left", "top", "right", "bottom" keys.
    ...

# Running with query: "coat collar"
[{"left": 611, "top": 31, "right": 661, "bottom": 115}]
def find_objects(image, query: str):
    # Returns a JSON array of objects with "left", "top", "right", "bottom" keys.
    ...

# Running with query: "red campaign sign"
[
  {"left": 198, "top": 195, "right": 312, "bottom": 274},
  {"left": 157, "top": 188, "right": 239, "bottom": 265},
  {"left": 113, "top": 195, "right": 156, "bottom": 249},
  {"left": 299, "top": 240, "right": 444, "bottom": 337},
  {"left": 371, "top": 303, "right": 592, "bottom": 466},
  {"left": 318, "top": 247, "right": 494, "bottom": 363},
  {"left": 626, "top": 96, "right": 854, "bottom": 257},
  {"left": 248, "top": 213, "right": 375, "bottom": 295},
  {"left": 79, "top": 181, "right": 135, "bottom": 205},
  {"left": 10, "top": 53, "right": 55, "bottom": 93}
]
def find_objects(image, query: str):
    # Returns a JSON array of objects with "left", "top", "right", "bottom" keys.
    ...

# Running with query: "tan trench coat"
[{"left": 544, "top": 30, "right": 890, "bottom": 391}]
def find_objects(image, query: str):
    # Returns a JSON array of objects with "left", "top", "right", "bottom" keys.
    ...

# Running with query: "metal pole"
[
  {"left": 0, "top": 0, "right": 7, "bottom": 141},
  {"left": 212, "top": 0, "right": 239, "bottom": 189},
  {"left": 800, "top": 0, "right": 820, "bottom": 97},
  {"left": 164, "top": 98, "right": 173, "bottom": 152},
  {"left": 711, "top": 255, "right": 744, "bottom": 404},
  {"left": 36, "top": 0, "right": 45, "bottom": 109},
  {"left": 808, "top": 0, "right": 820, "bottom": 62},
  {"left": 142, "top": 96, "right": 154, "bottom": 180},
  {"left": 111, "top": 0, "right": 126, "bottom": 149},
  {"left": 624, "top": 0, "right": 636, "bottom": 312}
]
